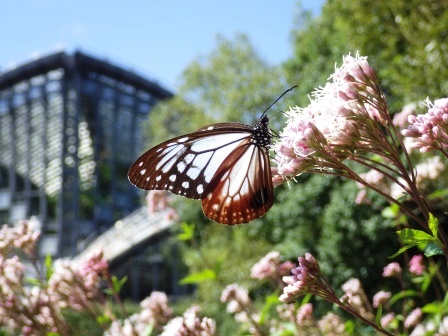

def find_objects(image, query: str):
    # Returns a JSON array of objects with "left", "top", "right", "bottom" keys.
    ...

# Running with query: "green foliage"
[
  {"left": 288, "top": 0, "right": 448, "bottom": 110},
  {"left": 146, "top": 33, "right": 287, "bottom": 147},
  {"left": 391, "top": 214, "right": 444, "bottom": 258},
  {"left": 62, "top": 310, "right": 104, "bottom": 336}
]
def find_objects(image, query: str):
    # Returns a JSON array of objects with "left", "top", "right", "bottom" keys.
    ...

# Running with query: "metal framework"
[{"left": 0, "top": 51, "right": 173, "bottom": 258}]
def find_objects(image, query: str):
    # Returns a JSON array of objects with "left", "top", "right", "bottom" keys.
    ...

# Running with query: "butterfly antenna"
[{"left": 261, "top": 85, "right": 298, "bottom": 117}]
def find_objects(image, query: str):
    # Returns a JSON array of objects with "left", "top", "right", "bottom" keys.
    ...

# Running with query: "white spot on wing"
[
  {"left": 178, "top": 137, "right": 189, "bottom": 143},
  {"left": 197, "top": 184, "right": 204, "bottom": 194},
  {"left": 140, "top": 169, "right": 146, "bottom": 175},
  {"left": 177, "top": 161, "right": 186, "bottom": 173},
  {"left": 139, "top": 162, "right": 143, "bottom": 166},
  {"left": 182, "top": 181, "right": 189, "bottom": 188},
  {"left": 169, "top": 175, "right": 176, "bottom": 182},
  {"left": 155, "top": 176, "right": 162, "bottom": 181}
]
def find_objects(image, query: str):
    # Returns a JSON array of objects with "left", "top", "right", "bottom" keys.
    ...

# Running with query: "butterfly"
[{"left": 128, "top": 86, "right": 296, "bottom": 225}]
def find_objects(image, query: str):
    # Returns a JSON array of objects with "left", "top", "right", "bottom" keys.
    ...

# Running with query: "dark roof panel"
[{"left": 0, "top": 50, "right": 173, "bottom": 99}]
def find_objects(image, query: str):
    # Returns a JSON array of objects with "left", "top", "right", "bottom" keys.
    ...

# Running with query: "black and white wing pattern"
[{"left": 128, "top": 116, "right": 274, "bottom": 224}]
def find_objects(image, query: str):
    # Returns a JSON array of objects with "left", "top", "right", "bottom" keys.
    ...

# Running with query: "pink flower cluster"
[
  {"left": 341, "top": 278, "right": 374, "bottom": 320},
  {"left": 160, "top": 306, "right": 216, "bottom": 336},
  {"left": 146, "top": 190, "right": 179, "bottom": 221},
  {"left": 105, "top": 291, "right": 173, "bottom": 335},
  {"left": 402, "top": 98, "right": 448, "bottom": 154},
  {"left": 221, "top": 284, "right": 250, "bottom": 314},
  {"left": 408, "top": 254, "right": 425, "bottom": 276},
  {"left": 274, "top": 53, "right": 389, "bottom": 180},
  {"left": 280, "top": 253, "right": 333, "bottom": 303},
  {"left": 0, "top": 219, "right": 40, "bottom": 257},
  {"left": 49, "top": 250, "right": 109, "bottom": 312},
  {"left": 382, "top": 262, "right": 402, "bottom": 278},
  {"left": 250, "top": 251, "right": 295, "bottom": 285}
]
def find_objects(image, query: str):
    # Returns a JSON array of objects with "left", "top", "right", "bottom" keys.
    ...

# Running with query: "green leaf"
[
  {"left": 177, "top": 222, "right": 195, "bottom": 241},
  {"left": 381, "top": 205, "right": 399, "bottom": 218},
  {"left": 96, "top": 314, "right": 111, "bottom": 325},
  {"left": 105, "top": 275, "right": 127, "bottom": 296},
  {"left": 388, "top": 290, "right": 419, "bottom": 306},
  {"left": 25, "top": 277, "right": 42, "bottom": 286},
  {"left": 344, "top": 319, "right": 355, "bottom": 334},
  {"left": 375, "top": 304, "right": 383, "bottom": 327},
  {"left": 179, "top": 269, "right": 216, "bottom": 284},
  {"left": 45, "top": 254, "right": 54, "bottom": 281},
  {"left": 421, "top": 302, "right": 442, "bottom": 314},
  {"left": 259, "top": 292, "right": 280, "bottom": 325},
  {"left": 428, "top": 213, "right": 439, "bottom": 238},
  {"left": 398, "top": 229, "right": 435, "bottom": 245},
  {"left": 423, "top": 242, "right": 444, "bottom": 257},
  {"left": 142, "top": 325, "right": 154, "bottom": 336},
  {"left": 390, "top": 228, "right": 438, "bottom": 258}
]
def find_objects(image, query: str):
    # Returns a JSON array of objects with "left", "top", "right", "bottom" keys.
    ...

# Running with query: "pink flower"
[
  {"left": 0, "top": 219, "right": 40, "bottom": 257},
  {"left": 372, "top": 291, "right": 391, "bottom": 308},
  {"left": 317, "top": 312, "right": 346, "bottom": 335},
  {"left": 250, "top": 251, "right": 280, "bottom": 280},
  {"left": 382, "top": 262, "right": 402, "bottom": 278},
  {"left": 221, "top": 284, "right": 250, "bottom": 314},
  {"left": 409, "top": 255, "right": 425, "bottom": 276},
  {"left": 341, "top": 278, "right": 362, "bottom": 295},
  {"left": 160, "top": 306, "right": 216, "bottom": 336},
  {"left": 280, "top": 253, "right": 334, "bottom": 303},
  {"left": 404, "top": 308, "right": 422, "bottom": 329},
  {"left": 393, "top": 103, "right": 416, "bottom": 128},
  {"left": 381, "top": 312, "right": 395, "bottom": 329},
  {"left": 274, "top": 53, "right": 390, "bottom": 180},
  {"left": 402, "top": 98, "right": 448, "bottom": 153},
  {"left": 296, "top": 303, "right": 313, "bottom": 323},
  {"left": 140, "top": 291, "right": 173, "bottom": 328}
]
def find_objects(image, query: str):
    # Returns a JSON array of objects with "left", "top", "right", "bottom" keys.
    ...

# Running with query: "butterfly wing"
[
  {"left": 128, "top": 123, "right": 255, "bottom": 199},
  {"left": 201, "top": 139, "right": 274, "bottom": 224}
]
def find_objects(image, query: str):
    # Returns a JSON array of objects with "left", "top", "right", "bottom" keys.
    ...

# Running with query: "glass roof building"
[{"left": 0, "top": 50, "right": 173, "bottom": 258}]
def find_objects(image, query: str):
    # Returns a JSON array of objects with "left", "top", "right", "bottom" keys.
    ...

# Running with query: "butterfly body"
[{"left": 128, "top": 115, "right": 274, "bottom": 225}]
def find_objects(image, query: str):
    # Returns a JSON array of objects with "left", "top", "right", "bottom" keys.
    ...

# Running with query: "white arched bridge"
[{"left": 74, "top": 207, "right": 175, "bottom": 263}]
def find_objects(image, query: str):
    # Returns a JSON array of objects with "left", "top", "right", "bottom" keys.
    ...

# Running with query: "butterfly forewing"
[
  {"left": 201, "top": 140, "right": 274, "bottom": 224},
  {"left": 128, "top": 124, "right": 254, "bottom": 199}
]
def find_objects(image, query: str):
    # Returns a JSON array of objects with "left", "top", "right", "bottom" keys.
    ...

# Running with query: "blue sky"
[{"left": 0, "top": 1, "right": 324, "bottom": 91}]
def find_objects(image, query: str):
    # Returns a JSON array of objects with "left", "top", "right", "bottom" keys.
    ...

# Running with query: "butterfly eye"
[{"left": 128, "top": 118, "right": 274, "bottom": 224}]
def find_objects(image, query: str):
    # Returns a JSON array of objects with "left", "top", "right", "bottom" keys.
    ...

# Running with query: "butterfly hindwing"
[{"left": 201, "top": 140, "right": 274, "bottom": 224}]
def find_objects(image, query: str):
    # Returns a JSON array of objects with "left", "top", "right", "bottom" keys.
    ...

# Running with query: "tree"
[{"left": 147, "top": 34, "right": 288, "bottom": 146}]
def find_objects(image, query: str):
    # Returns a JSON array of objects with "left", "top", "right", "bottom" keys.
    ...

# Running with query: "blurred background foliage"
[{"left": 143, "top": 0, "right": 448, "bottom": 326}]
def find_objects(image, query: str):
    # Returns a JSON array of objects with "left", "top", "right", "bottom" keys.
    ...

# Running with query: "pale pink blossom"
[
  {"left": 146, "top": 190, "right": 179, "bottom": 221},
  {"left": 140, "top": 291, "right": 173, "bottom": 329},
  {"left": 382, "top": 262, "right": 402, "bottom": 278},
  {"left": 409, "top": 255, "right": 425, "bottom": 276},
  {"left": 381, "top": 312, "right": 395, "bottom": 329},
  {"left": 280, "top": 253, "right": 334, "bottom": 303},
  {"left": 402, "top": 98, "right": 448, "bottom": 154},
  {"left": 414, "top": 156, "right": 446, "bottom": 189},
  {"left": 274, "top": 53, "right": 390, "bottom": 180},
  {"left": 251, "top": 251, "right": 281, "bottom": 280},
  {"left": 221, "top": 284, "right": 250, "bottom": 314},
  {"left": 341, "top": 278, "right": 362, "bottom": 295},
  {"left": 160, "top": 306, "right": 216, "bottom": 336},
  {"left": 393, "top": 103, "right": 416, "bottom": 128},
  {"left": 372, "top": 291, "right": 391, "bottom": 308},
  {"left": 317, "top": 312, "right": 346, "bottom": 335},
  {"left": 296, "top": 303, "right": 313, "bottom": 323},
  {"left": 404, "top": 308, "right": 423, "bottom": 329}
]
